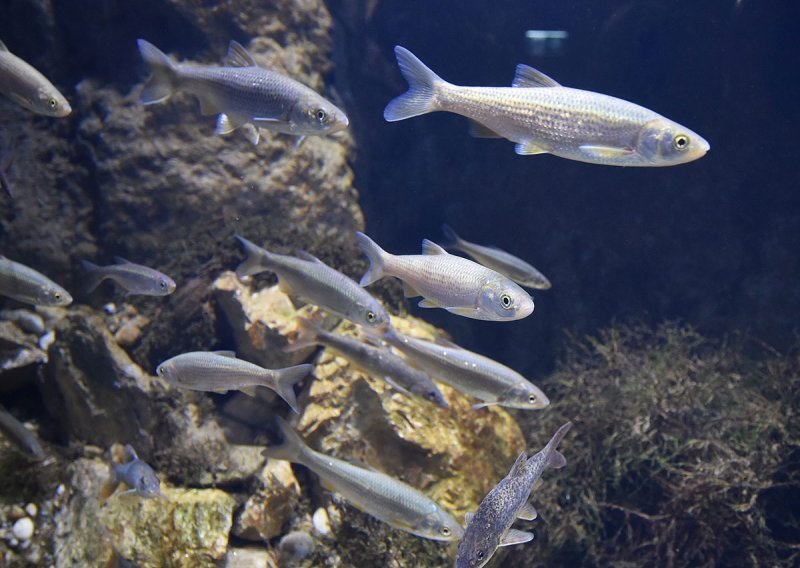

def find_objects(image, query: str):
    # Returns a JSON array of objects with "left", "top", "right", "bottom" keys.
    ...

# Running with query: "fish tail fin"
[
  {"left": 270, "top": 363, "right": 313, "bottom": 414},
  {"left": 543, "top": 421, "right": 572, "bottom": 469},
  {"left": 384, "top": 46, "right": 445, "bottom": 122},
  {"left": 262, "top": 415, "right": 307, "bottom": 462},
  {"left": 137, "top": 39, "right": 178, "bottom": 105},
  {"left": 81, "top": 260, "right": 106, "bottom": 293},
  {"left": 355, "top": 231, "right": 388, "bottom": 286},
  {"left": 440, "top": 224, "right": 461, "bottom": 249},
  {"left": 234, "top": 235, "right": 272, "bottom": 278},
  {"left": 285, "top": 318, "right": 321, "bottom": 352}
]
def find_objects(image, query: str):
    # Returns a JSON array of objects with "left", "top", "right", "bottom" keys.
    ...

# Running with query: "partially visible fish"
[
  {"left": 0, "top": 142, "right": 13, "bottom": 198},
  {"left": 263, "top": 416, "right": 463, "bottom": 542},
  {"left": 81, "top": 257, "right": 176, "bottom": 296},
  {"left": 106, "top": 445, "right": 164, "bottom": 499},
  {"left": 0, "top": 256, "right": 72, "bottom": 306},
  {"left": 441, "top": 225, "right": 551, "bottom": 290},
  {"left": 0, "top": 40, "right": 71, "bottom": 117},
  {"left": 235, "top": 235, "right": 390, "bottom": 331},
  {"left": 355, "top": 232, "right": 533, "bottom": 322},
  {"left": 156, "top": 351, "right": 312, "bottom": 413},
  {"left": 456, "top": 422, "right": 572, "bottom": 568},
  {"left": 286, "top": 317, "right": 447, "bottom": 408},
  {"left": 384, "top": 46, "right": 709, "bottom": 167},
  {"left": 0, "top": 403, "right": 45, "bottom": 460},
  {"left": 137, "top": 39, "right": 349, "bottom": 144},
  {"left": 380, "top": 327, "right": 548, "bottom": 410}
]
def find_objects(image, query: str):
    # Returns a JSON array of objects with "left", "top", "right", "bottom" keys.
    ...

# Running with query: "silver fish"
[
  {"left": 442, "top": 225, "right": 551, "bottom": 290},
  {"left": 0, "top": 256, "right": 72, "bottom": 306},
  {"left": 263, "top": 416, "right": 463, "bottom": 541},
  {"left": 287, "top": 317, "right": 447, "bottom": 408},
  {"left": 385, "top": 46, "right": 709, "bottom": 167},
  {"left": 109, "top": 445, "right": 164, "bottom": 499},
  {"left": 355, "top": 232, "right": 533, "bottom": 322},
  {"left": 156, "top": 351, "right": 312, "bottom": 413},
  {"left": 381, "top": 327, "right": 548, "bottom": 410},
  {"left": 0, "top": 403, "right": 45, "bottom": 460},
  {"left": 456, "top": 422, "right": 572, "bottom": 568},
  {"left": 0, "top": 40, "right": 71, "bottom": 117},
  {"left": 81, "top": 257, "right": 176, "bottom": 296},
  {"left": 235, "top": 235, "right": 390, "bottom": 331},
  {"left": 137, "top": 39, "right": 349, "bottom": 144}
]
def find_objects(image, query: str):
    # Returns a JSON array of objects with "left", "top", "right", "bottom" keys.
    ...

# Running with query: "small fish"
[
  {"left": 106, "top": 445, "right": 164, "bottom": 499},
  {"left": 0, "top": 256, "right": 72, "bottom": 306},
  {"left": 355, "top": 232, "right": 533, "bottom": 322},
  {"left": 81, "top": 257, "right": 176, "bottom": 296},
  {"left": 156, "top": 351, "right": 312, "bottom": 413},
  {"left": 0, "top": 403, "right": 45, "bottom": 460},
  {"left": 287, "top": 317, "right": 447, "bottom": 407},
  {"left": 235, "top": 235, "right": 390, "bottom": 331},
  {"left": 456, "top": 422, "right": 572, "bottom": 568},
  {"left": 0, "top": 40, "right": 71, "bottom": 117},
  {"left": 384, "top": 46, "right": 708, "bottom": 167},
  {"left": 137, "top": 39, "right": 349, "bottom": 144},
  {"left": 263, "top": 416, "right": 463, "bottom": 541},
  {"left": 380, "top": 327, "right": 548, "bottom": 410},
  {"left": 442, "top": 225, "right": 551, "bottom": 290}
]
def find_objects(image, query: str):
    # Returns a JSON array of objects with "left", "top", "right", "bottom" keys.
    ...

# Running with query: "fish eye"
[
  {"left": 500, "top": 293, "right": 513, "bottom": 310},
  {"left": 441, "top": 526, "right": 451, "bottom": 537},
  {"left": 53, "top": 291, "right": 61, "bottom": 300},
  {"left": 528, "top": 394, "right": 537, "bottom": 404},
  {"left": 316, "top": 109, "right": 328, "bottom": 123},
  {"left": 427, "top": 391, "right": 438, "bottom": 401},
  {"left": 48, "top": 97, "right": 57, "bottom": 109},
  {"left": 159, "top": 280, "right": 167, "bottom": 290},
  {"left": 366, "top": 310, "right": 377, "bottom": 323},
  {"left": 477, "top": 550, "right": 485, "bottom": 560},
  {"left": 673, "top": 134, "right": 690, "bottom": 151},
  {"left": 157, "top": 366, "right": 165, "bottom": 376}
]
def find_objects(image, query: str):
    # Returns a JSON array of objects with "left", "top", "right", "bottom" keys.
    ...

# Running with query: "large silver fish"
[
  {"left": 156, "top": 351, "right": 312, "bottom": 413},
  {"left": 286, "top": 317, "right": 447, "bottom": 408},
  {"left": 456, "top": 422, "right": 572, "bottom": 568},
  {"left": 442, "top": 225, "right": 551, "bottom": 290},
  {"left": 263, "top": 416, "right": 463, "bottom": 541},
  {"left": 0, "top": 40, "right": 71, "bottom": 117},
  {"left": 235, "top": 235, "right": 390, "bottom": 331},
  {"left": 385, "top": 46, "right": 709, "bottom": 167},
  {"left": 355, "top": 232, "right": 533, "bottom": 322},
  {"left": 0, "top": 256, "right": 72, "bottom": 306},
  {"left": 137, "top": 39, "right": 349, "bottom": 144},
  {"left": 81, "top": 257, "right": 176, "bottom": 296},
  {"left": 380, "top": 327, "right": 548, "bottom": 410}
]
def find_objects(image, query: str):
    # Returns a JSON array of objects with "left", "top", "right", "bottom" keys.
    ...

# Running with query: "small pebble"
[
  {"left": 38, "top": 330, "right": 55, "bottom": 351},
  {"left": 9, "top": 505, "right": 25, "bottom": 520},
  {"left": 24, "top": 503, "right": 37, "bottom": 518},
  {"left": 278, "top": 531, "right": 315, "bottom": 562},
  {"left": 312, "top": 507, "right": 330, "bottom": 536},
  {"left": 12, "top": 517, "right": 34, "bottom": 541},
  {"left": 103, "top": 303, "right": 117, "bottom": 315}
]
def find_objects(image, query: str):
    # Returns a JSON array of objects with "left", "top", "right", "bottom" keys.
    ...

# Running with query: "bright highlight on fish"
[
  {"left": 137, "top": 39, "right": 349, "bottom": 144},
  {"left": 263, "top": 416, "right": 464, "bottom": 542},
  {"left": 385, "top": 45, "right": 709, "bottom": 167},
  {"left": 0, "top": 256, "right": 72, "bottom": 306},
  {"left": 0, "top": 40, "right": 71, "bottom": 117}
]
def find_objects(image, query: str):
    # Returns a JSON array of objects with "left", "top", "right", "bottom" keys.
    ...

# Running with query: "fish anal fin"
[
  {"left": 468, "top": 119, "right": 503, "bottom": 138},
  {"left": 418, "top": 298, "right": 440, "bottom": 309},
  {"left": 402, "top": 281, "right": 420, "bottom": 298},
  {"left": 225, "top": 40, "right": 257, "bottom": 67},
  {"left": 517, "top": 502, "right": 538, "bottom": 521},
  {"left": 240, "top": 386, "right": 258, "bottom": 397},
  {"left": 515, "top": 141, "right": 549, "bottom": 156},
  {"left": 500, "top": 528, "right": 534, "bottom": 547},
  {"left": 240, "top": 123, "right": 260, "bottom": 145},
  {"left": 578, "top": 144, "right": 634, "bottom": 160},
  {"left": 512, "top": 64, "right": 561, "bottom": 88}
]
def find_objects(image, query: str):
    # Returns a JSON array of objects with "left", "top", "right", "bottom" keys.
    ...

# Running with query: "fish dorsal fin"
[
  {"left": 225, "top": 40, "right": 257, "bottom": 67},
  {"left": 212, "top": 350, "right": 237, "bottom": 358},
  {"left": 421, "top": 239, "right": 448, "bottom": 256},
  {"left": 468, "top": 119, "right": 503, "bottom": 138},
  {"left": 512, "top": 65, "right": 560, "bottom": 88},
  {"left": 295, "top": 250, "right": 324, "bottom": 264},
  {"left": 0, "top": 41, "right": 8, "bottom": 52},
  {"left": 517, "top": 502, "right": 538, "bottom": 521},
  {"left": 123, "top": 444, "right": 138, "bottom": 461},
  {"left": 113, "top": 256, "right": 134, "bottom": 265},
  {"left": 464, "top": 511, "right": 475, "bottom": 525},
  {"left": 509, "top": 452, "right": 527, "bottom": 476},
  {"left": 500, "top": 528, "right": 534, "bottom": 547}
]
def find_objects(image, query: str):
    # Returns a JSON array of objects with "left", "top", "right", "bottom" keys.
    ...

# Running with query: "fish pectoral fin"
[
  {"left": 500, "top": 529, "right": 534, "bottom": 547},
  {"left": 382, "top": 375, "right": 413, "bottom": 397},
  {"left": 512, "top": 64, "right": 561, "bottom": 88},
  {"left": 445, "top": 306, "right": 480, "bottom": 317},
  {"left": 472, "top": 401, "right": 500, "bottom": 410},
  {"left": 578, "top": 144, "right": 634, "bottom": 159},
  {"left": 464, "top": 511, "right": 475, "bottom": 525},
  {"left": 225, "top": 40, "right": 257, "bottom": 67},
  {"left": 515, "top": 141, "right": 549, "bottom": 155},
  {"left": 421, "top": 239, "right": 448, "bottom": 255},
  {"left": 468, "top": 119, "right": 503, "bottom": 138},
  {"left": 402, "top": 282, "right": 420, "bottom": 298},
  {"left": 418, "top": 298, "right": 440, "bottom": 309},
  {"left": 8, "top": 93, "right": 31, "bottom": 109},
  {"left": 517, "top": 502, "right": 538, "bottom": 521}
]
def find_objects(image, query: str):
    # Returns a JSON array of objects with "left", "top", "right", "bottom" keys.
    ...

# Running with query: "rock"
[
  {"left": 12, "top": 517, "right": 34, "bottom": 540},
  {"left": 312, "top": 507, "right": 331, "bottom": 536},
  {"left": 233, "top": 459, "right": 301, "bottom": 542},
  {"left": 0, "top": 318, "right": 47, "bottom": 393},
  {"left": 224, "top": 546, "right": 277, "bottom": 568},
  {"left": 195, "top": 444, "right": 266, "bottom": 488},
  {"left": 24, "top": 503, "right": 37, "bottom": 518},
  {"left": 278, "top": 531, "right": 316, "bottom": 564}
]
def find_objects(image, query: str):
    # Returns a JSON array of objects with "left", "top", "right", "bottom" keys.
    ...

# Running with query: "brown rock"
[{"left": 233, "top": 459, "right": 301, "bottom": 542}]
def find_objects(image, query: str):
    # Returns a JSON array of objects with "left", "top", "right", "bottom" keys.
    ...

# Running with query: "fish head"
[
  {"left": 289, "top": 95, "right": 349, "bottom": 136},
  {"left": 155, "top": 358, "right": 178, "bottom": 383},
  {"left": 153, "top": 274, "right": 177, "bottom": 296},
  {"left": 31, "top": 85, "right": 71, "bottom": 117},
  {"left": 455, "top": 522, "right": 497, "bottom": 568},
  {"left": 635, "top": 118, "right": 709, "bottom": 166},
  {"left": 418, "top": 508, "right": 464, "bottom": 541},
  {"left": 503, "top": 382, "right": 550, "bottom": 410},
  {"left": 410, "top": 380, "right": 448, "bottom": 408},
  {"left": 353, "top": 300, "right": 390, "bottom": 331},
  {"left": 37, "top": 283, "right": 73, "bottom": 306},
  {"left": 476, "top": 278, "right": 534, "bottom": 320},
  {"left": 130, "top": 462, "right": 163, "bottom": 499}
]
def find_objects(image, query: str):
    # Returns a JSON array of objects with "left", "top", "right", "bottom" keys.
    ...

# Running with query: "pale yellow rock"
[{"left": 234, "top": 459, "right": 301, "bottom": 542}]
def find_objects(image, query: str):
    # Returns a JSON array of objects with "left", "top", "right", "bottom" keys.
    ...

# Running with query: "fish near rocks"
[
  {"left": 105, "top": 445, "right": 164, "bottom": 500},
  {"left": 0, "top": 40, "right": 71, "bottom": 117},
  {"left": 81, "top": 257, "right": 176, "bottom": 296},
  {"left": 0, "top": 256, "right": 72, "bottom": 306}
]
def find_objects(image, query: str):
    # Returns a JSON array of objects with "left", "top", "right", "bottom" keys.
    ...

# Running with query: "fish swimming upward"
[
  {"left": 385, "top": 46, "right": 709, "bottom": 167},
  {"left": 0, "top": 40, "right": 71, "bottom": 117},
  {"left": 137, "top": 39, "right": 349, "bottom": 144},
  {"left": 456, "top": 422, "right": 572, "bottom": 568}
]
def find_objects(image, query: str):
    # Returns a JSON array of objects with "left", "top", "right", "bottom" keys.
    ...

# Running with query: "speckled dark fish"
[
  {"left": 0, "top": 403, "right": 44, "bottom": 460},
  {"left": 456, "top": 422, "right": 572, "bottom": 568},
  {"left": 109, "top": 445, "right": 163, "bottom": 499},
  {"left": 286, "top": 317, "right": 447, "bottom": 408},
  {"left": 0, "top": 40, "right": 71, "bottom": 117},
  {"left": 137, "top": 39, "right": 348, "bottom": 144},
  {"left": 0, "top": 256, "right": 72, "bottom": 306},
  {"left": 263, "top": 416, "right": 463, "bottom": 541},
  {"left": 81, "top": 257, "right": 176, "bottom": 296}
]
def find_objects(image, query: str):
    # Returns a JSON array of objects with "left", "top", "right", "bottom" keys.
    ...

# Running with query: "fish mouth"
[{"left": 515, "top": 296, "right": 535, "bottom": 319}]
